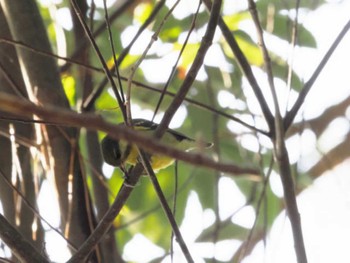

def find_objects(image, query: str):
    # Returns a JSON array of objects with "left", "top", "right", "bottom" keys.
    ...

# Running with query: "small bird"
[{"left": 101, "top": 119, "right": 212, "bottom": 172}]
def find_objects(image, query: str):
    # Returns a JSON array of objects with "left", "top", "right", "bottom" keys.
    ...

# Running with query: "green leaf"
[
  {"left": 223, "top": 12, "right": 250, "bottom": 31},
  {"left": 197, "top": 221, "right": 248, "bottom": 242},
  {"left": 223, "top": 30, "right": 264, "bottom": 66},
  {"left": 62, "top": 74, "right": 76, "bottom": 106},
  {"left": 134, "top": 2, "right": 153, "bottom": 24},
  {"left": 275, "top": 14, "right": 316, "bottom": 47}
]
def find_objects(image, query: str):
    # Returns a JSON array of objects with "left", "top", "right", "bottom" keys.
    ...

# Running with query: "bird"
[{"left": 101, "top": 118, "right": 212, "bottom": 172}]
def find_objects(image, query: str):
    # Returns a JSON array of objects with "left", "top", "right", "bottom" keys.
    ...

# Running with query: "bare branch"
[{"left": 67, "top": 164, "right": 145, "bottom": 263}]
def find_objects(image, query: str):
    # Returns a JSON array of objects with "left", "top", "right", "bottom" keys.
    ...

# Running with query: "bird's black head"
[{"left": 101, "top": 136, "right": 122, "bottom": 166}]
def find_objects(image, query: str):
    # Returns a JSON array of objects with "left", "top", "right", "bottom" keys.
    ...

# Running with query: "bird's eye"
[{"left": 112, "top": 143, "right": 121, "bottom": 160}]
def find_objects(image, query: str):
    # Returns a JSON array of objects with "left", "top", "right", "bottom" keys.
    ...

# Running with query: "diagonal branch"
[
  {"left": 202, "top": 0, "right": 274, "bottom": 133},
  {"left": 155, "top": 0, "right": 223, "bottom": 138},
  {"left": 284, "top": 18, "right": 350, "bottom": 131},
  {"left": 138, "top": 150, "right": 194, "bottom": 262},
  {"left": 69, "top": 0, "right": 127, "bottom": 121},
  {"left": 248, "top": 1, "right": 308, "bottom": 262},
  {"left": 152, "top": 0, "right": 200, "bottom": 120},
  {"left": 60, "top": 0, "right": 136, "bottom": 73},
  {"left": 0, "top": 213, "right": 49, "bottom": 263},
  {"left": 82, "top": 0, "right": 166, "bottom": 112},
  {"left": 66, "top": 163, "right": 145, "bottom": 263}
]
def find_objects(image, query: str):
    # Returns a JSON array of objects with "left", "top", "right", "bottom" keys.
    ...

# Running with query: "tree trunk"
[
  {"left": 0, "top": 5, "right": 44, "bottom": 256},
  {"left": 0, "top": 0, "right": 95, "bottom": 251}
]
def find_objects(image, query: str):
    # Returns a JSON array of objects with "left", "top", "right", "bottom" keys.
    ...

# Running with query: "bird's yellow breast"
[
  {"left": 120, "top": 130, "right": 194, "bottom": 171},
  {"left": 123, "top": 144, "right": 175, "bottom": 171}
]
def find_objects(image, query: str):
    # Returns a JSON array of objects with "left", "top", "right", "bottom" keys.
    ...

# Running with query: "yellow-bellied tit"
[{"left": 101, "top": 119, "right": 213, "bottom": 172}]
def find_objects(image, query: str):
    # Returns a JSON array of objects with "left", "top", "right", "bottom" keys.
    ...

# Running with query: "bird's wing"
[{"left": 131, "top": 118, "right": 194, "bottom": 142}]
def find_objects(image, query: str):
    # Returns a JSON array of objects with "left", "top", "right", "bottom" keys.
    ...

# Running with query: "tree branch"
[
  {"left": 138, "top": 150, "right": 194, "bottom": 262},
  {"left": 247, "top": 1, "right": 307, "bottom": 262},
  {"left": 60, "top": 0, "right": 137, "bottom": 73},
  {"left": 0, "top": 37, "right": 269, "bottom": 136},
  {"left": 82, "top": 0, "right": 166, "bottom": 112},
  {"left": 67, "top": 164, "right": 145, "bottom": 263},
  {"left": 0, "top": 92, "right": 259, "bottom": 177},
  {"left": 69, "top": 0, "right": 127, "bottom": 121},
  {"left": 202, "top": 0, "right": 274, "bottom": 133},
  {"left": 155, "top": 0, "right": 222, "bottom": 137},
  {"left": 0, "top": 213, "right": 49, "bottom": 263}
]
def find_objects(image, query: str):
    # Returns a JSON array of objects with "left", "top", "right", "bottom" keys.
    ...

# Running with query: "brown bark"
[
  {"left": 0, "top": 0, "right": 94, "bottom": 250},
  {"left": 0, "top": 5, "right": 44, "bottom": 253}
]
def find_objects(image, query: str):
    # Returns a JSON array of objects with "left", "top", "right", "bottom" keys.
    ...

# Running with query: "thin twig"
[
  {"left": 0, "top": 61, "right": 26, "bottom": 98},
  {"left": 152, "top": 0, "right": 201, "bottom": 120},
  {"left": 138, "top": 150, "right": 194, "bottom": 262},
  {"left": 248, "top": 0, "right": 279, "bottom": 116},
  {"left": 170, "top": 162, "right": 179, "bottom": 262},
  {"left": 285, "top": 0, "right": 300, "bottom": 114},
  {"left": 0, "top": 37, "right": 90, "bottom": 69},
  {"left": 125, "top": 0, "right": 181, "bottom": 124},
  {"left": 60, "top": 0, "right": 137, "bottom": 73},
  {"left": 236, "top": 157, "right": 273, "bottom": 262},
  {"left": 82, "top": 0, "right": 166, "bottom": 112},
  {"left": 102, "top": 0, "right": 124, "bottom": 103}
]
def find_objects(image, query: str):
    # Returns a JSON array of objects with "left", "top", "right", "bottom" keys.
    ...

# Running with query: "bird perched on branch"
[{"left": 101, "top": 118, "right": 212, "bottom": 172}]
